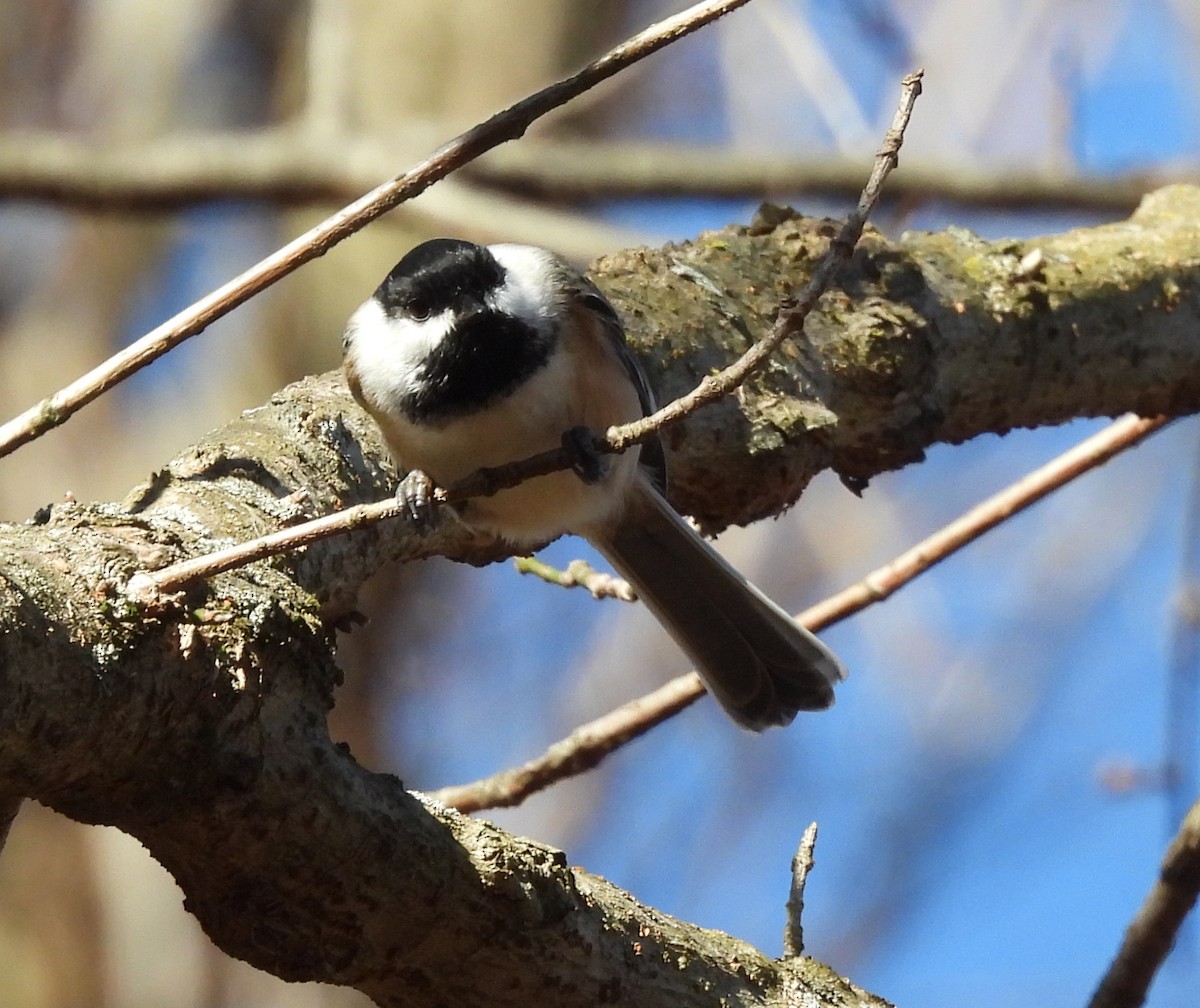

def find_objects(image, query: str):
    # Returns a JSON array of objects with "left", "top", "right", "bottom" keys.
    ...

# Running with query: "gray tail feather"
[{"left": 589, "top": 476, "right": 847, "bottom": 731}]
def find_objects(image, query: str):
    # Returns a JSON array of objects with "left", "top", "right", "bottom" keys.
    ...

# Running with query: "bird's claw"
[
  {"left": 563, "top": 426, "right": 606, "bottom": 485},
  {"left": 396, "top": 469, "right": 440, "bottom": 528}
]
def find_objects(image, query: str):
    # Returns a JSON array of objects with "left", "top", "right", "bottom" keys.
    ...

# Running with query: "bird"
[{"left": 341, "top": 238, "right": 846, "bottom": 729}]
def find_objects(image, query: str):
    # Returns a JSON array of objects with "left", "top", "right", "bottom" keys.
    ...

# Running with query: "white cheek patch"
[
  {"left": 487, "top": 244, "right": 562, "bottom": 333},
  {"left": 344, "top": 297, "right": 455, "bottom": 413}
]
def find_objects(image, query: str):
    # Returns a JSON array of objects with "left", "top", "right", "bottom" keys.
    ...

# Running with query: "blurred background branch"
[{"left": 1, "top": 130, "right": 1180, "bottom": 215}]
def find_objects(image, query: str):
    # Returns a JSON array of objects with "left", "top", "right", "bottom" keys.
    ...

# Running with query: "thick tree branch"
[
  {"left": 597, "top": 184, "right": 1200, "bottom": 531},
  {"left": 1, "top": 189, "right": 1199, "bottom": 1005}
]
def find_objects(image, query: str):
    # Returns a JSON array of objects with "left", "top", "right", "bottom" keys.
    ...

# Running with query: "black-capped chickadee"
[{"left": 342, "top": 239, "right": 846, "bottom": 729}]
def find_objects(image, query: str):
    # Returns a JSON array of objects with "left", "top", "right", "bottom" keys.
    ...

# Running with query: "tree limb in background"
[
  {"left": 468, "top": 144, "right": 1171, "bottom": 214},
  {"left": 0, "top": 130, "right": 1173, "bottom": 216}
]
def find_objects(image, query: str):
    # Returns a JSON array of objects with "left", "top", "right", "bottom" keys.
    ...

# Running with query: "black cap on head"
[
  {"left": 370, "top": 239, "right": 557, "bottom": 424},
  {"left": 375, "top": 239, "right": 505, "bottom": 320}
]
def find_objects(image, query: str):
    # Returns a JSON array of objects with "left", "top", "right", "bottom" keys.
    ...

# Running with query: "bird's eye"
[{"left": 406, "top": 298, "right": 432, "bottom": 321}]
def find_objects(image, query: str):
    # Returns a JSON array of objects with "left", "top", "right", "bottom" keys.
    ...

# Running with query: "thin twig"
[
  {"left": 0, "top": 0, "right": 754, "bottom": 460},
  {"left": 430, "top": 675, "right": 705, "bottom": 813},
  {"left": 607, "top": 68, "right": 923, "bottom": 452},
  {"left": 130, "top": 68, "right": 924, "bottom": 597},
  {"left": 126, "top": 497, "right": 404, "bottom": 600},
  {"left": 514, "top": 557, "right": 636, "bottom": 602},
  {"left": 800, "top": 413, "right": 1168, "bottom": 631},
  {"left": 783, "top": 822, "right": 819, "bottom": 958},
  {"left": 1088, "top": 797, "right": 1200, "bottom": 1008},
  {"left": 432, "top": 412, "right": 1168, "bottom": 812},
  {"left": 132, "top": 442, "right": 576, "bottom": 595}
]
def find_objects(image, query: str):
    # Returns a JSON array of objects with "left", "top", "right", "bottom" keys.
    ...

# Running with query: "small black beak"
[{"left": 454, "top": 295, "right": 488, "bottom": 322}]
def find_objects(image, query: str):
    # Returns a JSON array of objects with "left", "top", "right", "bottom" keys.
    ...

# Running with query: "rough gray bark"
[
  {"left": 597, "top": 185, "right": 1200, "bottom": 532},
  {"left": 2, "top": 185, "right": 1199, "bottom": 1006}
]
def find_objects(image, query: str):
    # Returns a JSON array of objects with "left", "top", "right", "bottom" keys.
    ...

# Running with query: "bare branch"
[
  {"left": 783, "top": 822, "right": 819, "bottom": 958},
  {"left": 0, "top": 0, "right": 754, "bottom": 460},
  {"left": 607, "top": 69, "right": 923, "bottom": 453},
  {"left": 801, "top": 414, "right": 1169, "bottom": 629},
  {"left": 513, "top": 557, "right": 637, "bottom": 602},
  {"left": 126, "top": 496, "right": 405, "bottom": 599},
  {"left": 131, "top": 437, "right": 577, "bottom": 595},
  {"left": 1088, "top": 797, "right": 1200, "bottom": 1008},
  {"left": 430, "top": 675, "right": 704, "bottom": 812}
]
